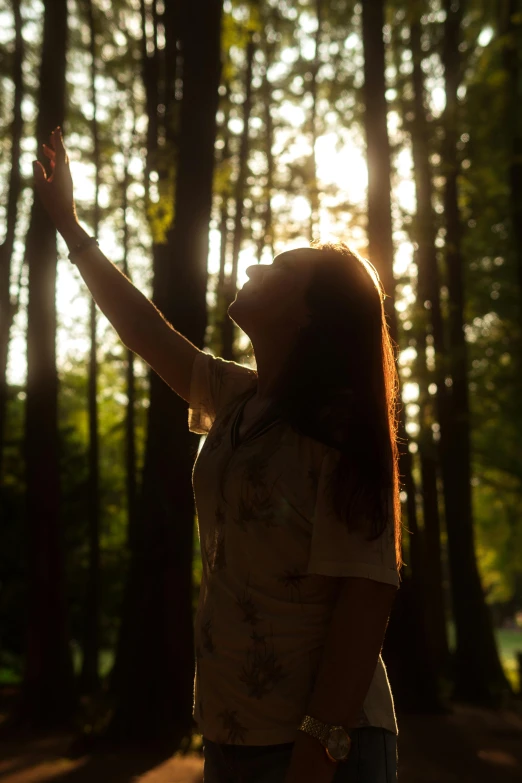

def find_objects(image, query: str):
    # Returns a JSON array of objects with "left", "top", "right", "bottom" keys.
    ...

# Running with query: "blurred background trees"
[{"left": 0, "top": 0, "right": 521, "bottom": 751}]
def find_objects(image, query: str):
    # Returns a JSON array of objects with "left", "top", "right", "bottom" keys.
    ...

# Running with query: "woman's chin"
[
  {"left": 230, "top": 291, "right": 252, "bottom": 310},
  {"left": 228, "top": 295, "right": 256, "bottom": 330},
  {"left": 227, "top": 297, "right": 244, "bottom": 321}
]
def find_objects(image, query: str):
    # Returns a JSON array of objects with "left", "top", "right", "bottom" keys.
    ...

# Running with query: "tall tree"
[
  {"left": 308, "top": 0, "right": 323, "bottom": 242},
  {"left": 0, "top": 0, "right": 23, "bottom": 482},
  {"left": 360, "top": 0, "right": 442, "bottom": 711},
  {"left": 121, "top": 104, "right": 139, "bottom": 553},
  {"left": 16, "top": 0, "right": 76, "bottom": 727},
  {"left": 406, "top": 9, "right": 451, "bottom": 689},
  {"left": 440, "top": 0, "right": 511, "bottom": 703},
  {"left": 459, "top": 1, "right": 522, "bottom": 619},
  {"left": 109, "top": 0, "right": 163, "bottom": 738},
  {"left": 80, "top": 0, "right": 101, "bottom": 695},
  {"left": 109, "top": 0, "right": 224, "bottom": 745},
  {"left": 222, "top": 31, "right": 255, "bottom": 360},
  {"left": 501, "top": 0, "right": 522, "bottom": 331},
  {"left": 258, "top": 48, "right": 275, "bottom": 263},
  {"left": 215, "top": 80, "right": 233, "bottom": 355}
]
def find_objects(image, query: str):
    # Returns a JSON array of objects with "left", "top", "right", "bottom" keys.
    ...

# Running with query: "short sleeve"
[
  {"left": 188, "top": 350, "right": 257, "bottom": 435},
  {"left": 306, "top": 448, "right": 399, "bottom": 587}
]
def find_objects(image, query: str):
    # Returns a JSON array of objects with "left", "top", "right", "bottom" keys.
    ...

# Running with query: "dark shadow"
[
  {"left": 0, "top": 736, "right": 204, "bottom": 783},
  {"left": 0, "top": 686, "right": 203, "bottom": 783}
]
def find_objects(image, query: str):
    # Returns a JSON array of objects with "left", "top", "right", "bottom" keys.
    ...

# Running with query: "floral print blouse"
[{"left": 188, "top": 350, "right": 400, "bottom": 745}]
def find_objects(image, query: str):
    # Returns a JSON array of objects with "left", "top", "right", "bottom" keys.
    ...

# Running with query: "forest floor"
[{"left": 0, "top": 700, "right": 522, "bottom": 783}]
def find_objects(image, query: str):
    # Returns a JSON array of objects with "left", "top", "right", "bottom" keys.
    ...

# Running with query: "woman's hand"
[{"left": 33, "top": 127, "right": 78, "bottom": 234}]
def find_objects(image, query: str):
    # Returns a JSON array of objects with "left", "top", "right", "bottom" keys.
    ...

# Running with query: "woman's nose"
[{"left": 245, "top": 264, "right": 261, "bottom": 280}]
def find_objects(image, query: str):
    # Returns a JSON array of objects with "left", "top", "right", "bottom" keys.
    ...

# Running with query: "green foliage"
[
  {"left": 458, "top": 4, "right": 522, "bottom": 593},
  {"left": 147, "top": 157, "right": 176, "bottom": 245}
]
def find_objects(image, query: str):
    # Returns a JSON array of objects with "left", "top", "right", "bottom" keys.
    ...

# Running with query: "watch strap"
[
  {"left": 298, "top": 715, "right": 351, "bottom": 762},
  {"left": 299, "top": 714, "right": 330, "bottom": 746}
]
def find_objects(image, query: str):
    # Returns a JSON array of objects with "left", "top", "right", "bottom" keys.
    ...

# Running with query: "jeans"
[{"left": 202, "top": 727, "right": 398, "bottom": 782}]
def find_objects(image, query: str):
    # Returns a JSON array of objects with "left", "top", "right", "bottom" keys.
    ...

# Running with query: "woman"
[{"left": 34, "top": 128, "right": 403, "bottom": 782}]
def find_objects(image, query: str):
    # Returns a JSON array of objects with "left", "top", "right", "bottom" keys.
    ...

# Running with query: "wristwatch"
[{"left": 298, "top": 715, "right": 352, "bottom": 762}]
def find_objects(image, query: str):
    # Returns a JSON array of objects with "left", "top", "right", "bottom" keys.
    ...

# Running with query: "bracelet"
[{"left": 68, "top": 235, "right": 99, "bottom": 263}]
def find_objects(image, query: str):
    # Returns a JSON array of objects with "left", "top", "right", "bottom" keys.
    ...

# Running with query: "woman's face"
[{"left": 228, "top": 249, "right": 318, "bottom": 337}]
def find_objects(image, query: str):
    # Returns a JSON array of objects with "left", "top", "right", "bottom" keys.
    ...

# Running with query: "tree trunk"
[
  {"left": 219, "top": 179, "right": 230, "bottom": 292},
  {"left": 257, "top": 50, "right": 275, "bottom": 264},
  {"left": 501, "top": 0, "right": 522, "bottom": 331},
  {"left": 16, "top": 0, "right": 76, "bottom": 728},
  {"left": 0, "top": 0, "right": 23, "bottom": 483},
  {"left": 216, "top": 194, "right": 229, "bottom": 353},
  {"left": 216, "top": 81, "right": 231, "bottom": 354},
  {"left": 109, "top": 0, "right": 163, "bottom": 735},
  {"left": 80, "top": 0, "right": 101, "bottom": 695},
  {"left": 408, "top": 18, "right": 451, "bottom": 687},
  {"left": 441, "top": 0, "right": 511, "bottom": 704},
  {"left": 140, "top": 0, "right": 159, "bottom": 206},
  {"left": 163, "top": 1, "right": 180, "bottom": 148},
  {"left": 361, "top": 0, "right": 442, "bottom": 713},
  {"left": 308, "top": 0, "right": 322, "bottom": 242},
  {"left": 122, "top": 108, "right": 139, "bottom": 553},
  {"left": 109, "top": 0, "right": 223, "bottom": 747},
  {"left": 222, "top": 32, "right": 254, "bottom": 360}
]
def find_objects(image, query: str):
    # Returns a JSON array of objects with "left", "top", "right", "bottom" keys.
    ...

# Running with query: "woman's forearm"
[
  {"left": 284, "top": 576, "right": 397, "bottom": 783},
  {"left": 305, "top": 576, "right": 396, "bottom": 726},
  {"left": 59, "top": 219, "right": 166, "bottom": 348}
]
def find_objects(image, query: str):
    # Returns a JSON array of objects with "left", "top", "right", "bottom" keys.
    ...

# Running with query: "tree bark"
[
  {"left": 0, "top": 0, "right": 23, "bottom": 483},
  {"left": 163, "top": 0, "right": 180, "bottom": 148},
  {"left": 257, "top": 51, "right": 275, "bottom": 263},
  {"left": 361, "top": 0, "right": 442, "bottom": 712},
  {"left": 408, "top": 17, "right": 451, "bottom": 688},
  {"left": 308, "top": 0, "right": 322, "bottom": 242},
  {"left": 441, "top": 0, "right": 511, "bottom": 704},
  {"left": 501, "top": 0, "right": 522, "bottom": 331},
  {"left": 16, "top": 0, "right": 76, "bottom": 728},
  {"left": 121, "top": 105, "right": 139, "bottom": 554},
  {"left": 80, "top": 0, "right": 101, "bottom": 695},
  {"left": 222, "top": 32, "right": 255, "bottom": 360},
  {"left": 140, "top": 0, "right": 159, "bottom": 207},
  {"left": 109, "top": 0, "right": 223, "bottom": 746},
  {"left": 216, "top": 81, "right": 231, "bottom": 354},
  {"left": 109, "top": 0, "right": 161, "bottom": 736}
]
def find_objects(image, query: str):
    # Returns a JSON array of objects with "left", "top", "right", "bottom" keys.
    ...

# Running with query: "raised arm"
[{"left": 33, "top": 127, "right": 200, "bottom": 403}]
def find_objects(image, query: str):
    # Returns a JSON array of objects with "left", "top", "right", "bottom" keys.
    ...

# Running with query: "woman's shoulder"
[{"left": 203, "top": 352, "right": 257, "bottom": 388}]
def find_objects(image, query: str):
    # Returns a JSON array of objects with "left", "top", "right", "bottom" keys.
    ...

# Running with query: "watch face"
[{"left": 327, "top": 727, "right": 351, "bottom": 761}]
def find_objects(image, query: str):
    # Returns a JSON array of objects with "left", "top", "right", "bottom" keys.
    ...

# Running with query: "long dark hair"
[{"left": 223, "top": 241, "right": 404, "bottom": 575}]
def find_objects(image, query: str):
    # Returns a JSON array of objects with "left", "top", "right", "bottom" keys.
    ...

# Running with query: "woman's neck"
[{"left": 250, "top": 332, "right": 296, "bottom": 402}]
